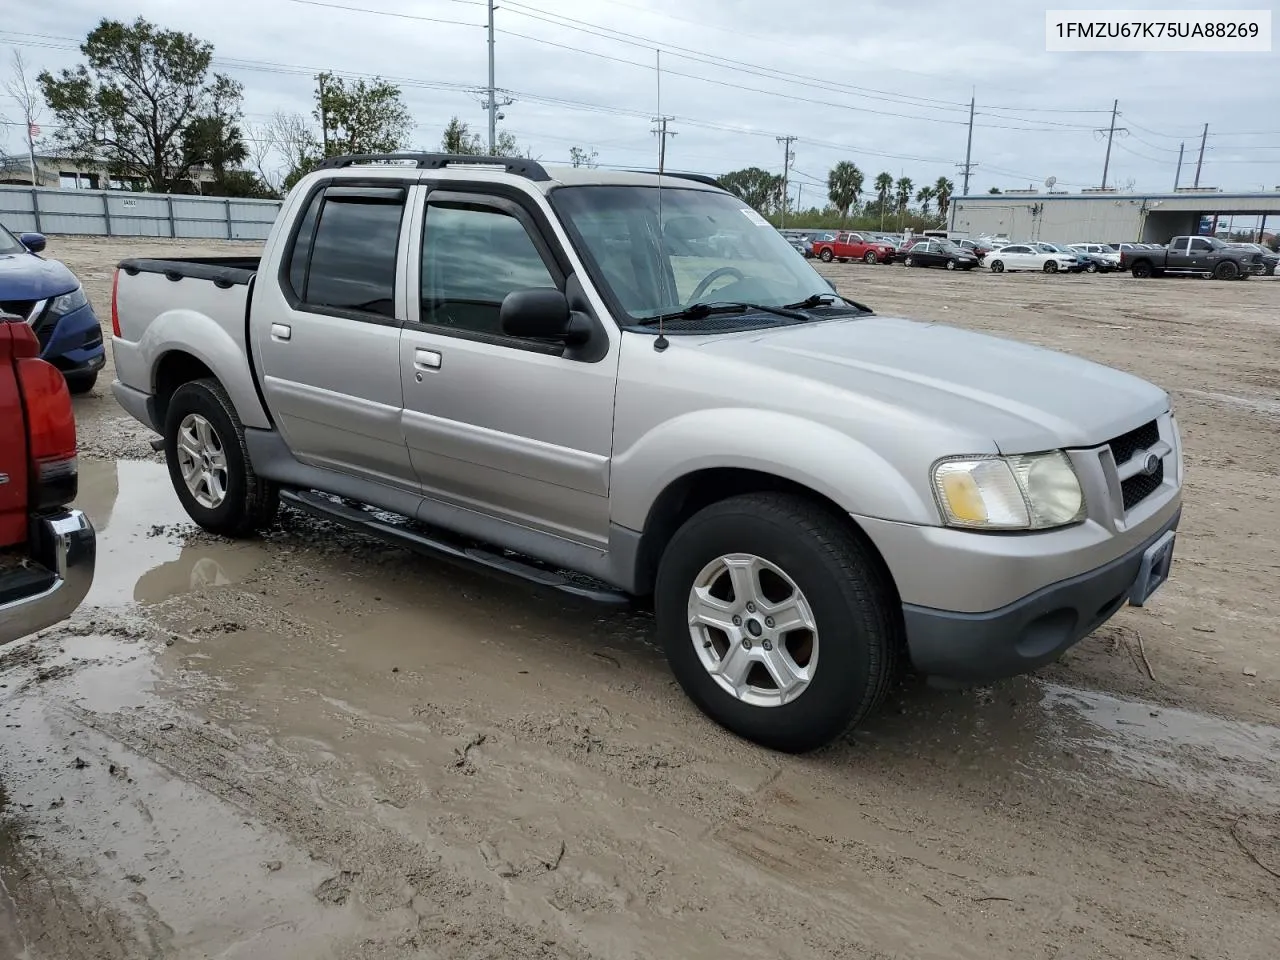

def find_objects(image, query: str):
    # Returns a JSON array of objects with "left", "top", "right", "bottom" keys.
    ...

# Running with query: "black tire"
[
  {"left": 990, "top": 260, "right": 1004, "bottom": 273},
  {"left": 1131, "top": 260, "right": 1153, "bottom": 278},
  {"left": 1213, "top": 260, "right": 1239, "bottom": 281},
  {"left": 64, "top": 371, "right": 98, "bottom": 395},
  {"left": 819, "top": 249, "right": 834, "bottom": 262},
  {"left": 863, "top": 251, "right": 877, "bottom": 264},
  {"left": 163, "top": 377, "right": 278, "bottom": 537},
  {"left": 1043, "top": 260, "right": 1059, "bottom": 274},
  {"left": 1085, "top": 262, "right": 1098, "bottom": 273},
  {"left": 945, "top": 259, "right": 957, "bottom": 271},
  {"left": 903, "top": 256, "right": 914, "bottom": 267},
  {"left": 655, "top": 493, "right": 901, "bottom": 753}
]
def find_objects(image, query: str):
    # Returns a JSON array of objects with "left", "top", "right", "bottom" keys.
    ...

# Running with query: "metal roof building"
[{"left": 948, "top": 189, "right": 1280, "bottom": 244}]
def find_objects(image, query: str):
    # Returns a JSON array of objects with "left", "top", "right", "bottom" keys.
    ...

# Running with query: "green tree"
[
  {"left": 718, "top": 167, "right": 784, "bottom": 213},
  {"left": 935, "top": 176, "right": 955, "bottom": 217},
  {"left": 873, "top": 171, "right": 893, "bottom": 229},
  {"left": 894, "top": 177, "right": 913, "bottom": 228},
  {"left": 38, "top": 17, "right": 240, "bottom": 192},
  {"left": 316, "top": 72, "right": 411, "bottom": 156},
  {"left": 988, "top": 186, "right": 1002, "bottom": 194},
  {"left": 826, "top": 160, "right": 863, "bottom": 224},
  {"left": 569, "top": 145, "right": 599, "bottom": 168},
  {"left": 915, "top": 185, "right": 936, "bottom": 218},
  {"left": 441, "top": 116, "right": 482, "bottom": 154},
  {"left": 493, "top": 129, "right": 523, "bottom": 158}
]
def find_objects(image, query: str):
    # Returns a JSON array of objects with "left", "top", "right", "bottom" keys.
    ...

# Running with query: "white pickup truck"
[{"left": 110, "top": 153, "right": 1183, "bottom": 752}]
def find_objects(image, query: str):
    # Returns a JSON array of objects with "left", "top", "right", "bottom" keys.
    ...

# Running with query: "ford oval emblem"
[{"left": 1142, "top": 453, "right": 1160, "bottom": 476}]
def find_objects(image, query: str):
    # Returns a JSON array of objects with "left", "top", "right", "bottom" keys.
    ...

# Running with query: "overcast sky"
[{"left": 3, "top": 0, "right": 1277, "bottom": 199}]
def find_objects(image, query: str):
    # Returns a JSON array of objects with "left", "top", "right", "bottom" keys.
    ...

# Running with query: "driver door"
[{"left": 398, "top": 185, "right": 620, "bottom": 548}]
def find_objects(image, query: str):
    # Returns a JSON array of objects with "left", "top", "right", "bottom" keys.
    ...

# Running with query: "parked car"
[
  {"left": 956, "top": 239, "right": 991, "bottom": 262},
  {"left": 0, "top": 312, "right": 95, "bottom": 645},
  {"left": 986, "top": 244, "right": 1078, "bottom": 273},
  {"left": 110, "top": 154, "right": 1184, "bottom": 753},
  {"left": 0, "top": 224, "right": 106, "bottom": 394},
  {"left": 1123, "top": 236, "right": 1265, "bottom": 280},
  {"left": 1069, "top": 243, "right": 1122, "bottom": 272},
  {"left": 1032, "top": 243, "right": 1086, "bottom": 273},
  {"left": 811, "top": 231, "right": 897, "bottom": 264},
  {"left": 1227, "top": 242, "right": 1278, "bottom": 276},
  {"left": 901, "top": 238, "right": 979, "bottom": 270}
]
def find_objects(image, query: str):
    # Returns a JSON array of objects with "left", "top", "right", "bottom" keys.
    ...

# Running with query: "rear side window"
[{"left": 283, "top": 185, "right": 406, "bottom": 319}]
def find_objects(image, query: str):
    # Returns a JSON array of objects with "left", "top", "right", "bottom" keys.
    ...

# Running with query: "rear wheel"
[
  {"left": 990, "top": 260, "right": 1005, "bottom": 273},
  {"left": 655, "top": 493, "right": 900, "bottom": 753},
  {"left": 1131, "top": 261, "right": 1153, "bottom": 278},
  {"left": 819, "top": 249, "right": 834, "bottom": 263},
  {"left": 1214, "top": 260, "right": 1239, "bottom": 281},
  {"left": 863, "top": 251, "right": 877, "bottom": 264},
  {"left": 1043, "top": 260, "right": 1059, "bottom": 274},
  {"left": 163, "top": 378, "right": 278, "bottom": 537}
]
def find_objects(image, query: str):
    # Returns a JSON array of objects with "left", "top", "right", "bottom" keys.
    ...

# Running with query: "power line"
[{"left": 282, "top": 0, "right": 482, "bottom": 27}]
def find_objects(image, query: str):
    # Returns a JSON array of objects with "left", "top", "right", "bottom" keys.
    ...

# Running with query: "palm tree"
[
  {"left": 894, "top": 177, "right": 913, "bottom": 228},
  {"left": 915, "top": 185, "right": 936, "bottom": 219},
  {"left": 826, "top": 160, "right": 864, "bottom": 225},
  {"left": 934, "top": 176, "right": 955, "bottom": 219},
  {"left": 873, "top": 171, "right": 893, "bottom": 230}
]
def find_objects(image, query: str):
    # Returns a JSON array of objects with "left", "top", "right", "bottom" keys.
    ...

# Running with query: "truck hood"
[
  {"left": 702, "top": 315, "right": 1170, "bottom": 452},
  {"left": 0, "top": 254, "right": 79, "bottom": 302}
]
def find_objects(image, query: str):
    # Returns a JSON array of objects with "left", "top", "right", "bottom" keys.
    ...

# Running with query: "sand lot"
[{"left": 1, "top": 236, "right": 1277, "bottom": 959}]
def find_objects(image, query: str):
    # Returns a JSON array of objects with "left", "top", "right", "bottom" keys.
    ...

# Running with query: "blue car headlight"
[{"left": 49, "top": 285, "right": 89, "bottom": 316}]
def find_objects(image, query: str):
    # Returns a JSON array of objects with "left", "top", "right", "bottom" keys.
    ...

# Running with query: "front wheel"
[
  {"left": 863, "top": 251, "right": 877, "bottom": 264},
  {"left": 164, "top": 378, "right": 278, "bottom": 537},
  {"left": 819, "top": 249, "right": 834, "bottom": 263},
  {"left": 1043, "top": 260, "right": 1059, "bottom": 274},
  {"left": 990, "top": 260, "right": 1005, "bottom": 273},
  {"left": 1085, "top": 262, "right": 1098, "bottom": 273},
  {"left": 1214, "top": 260, "right": 1240, "bottom": 281},
  {"left": 945, "top": 259, "right": 957, "bottom": 271},
  {"left": 655, "top": 493, "right": 900, "bottom": 753}
]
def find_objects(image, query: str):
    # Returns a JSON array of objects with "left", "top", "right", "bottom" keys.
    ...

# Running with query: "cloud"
[{"left": 4, "top": 0, "right": 1275, "bottom": 196}]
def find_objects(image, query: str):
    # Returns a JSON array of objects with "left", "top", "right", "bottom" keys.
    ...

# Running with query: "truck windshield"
[
  {"left": 551, "top": 186, "right": 836, "bottom": 323},
  {"left": 0, "top": 224, "right": 26, "bottom": 256}
]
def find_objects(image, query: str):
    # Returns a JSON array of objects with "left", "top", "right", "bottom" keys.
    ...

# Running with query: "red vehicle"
[
  {"left": 0, "top": 311, "right": 94, "bottom": 646},
  {"left": 810, "top": 231, "right": 897, "bottom": 264}
]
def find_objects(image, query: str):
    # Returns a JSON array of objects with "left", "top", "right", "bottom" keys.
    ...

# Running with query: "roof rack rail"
[
  {"left": 315, "top": 153, "right": 552, "bottom": 182},
  {"left": 626, "top": 170, "right": 722, "bottom": 188}
]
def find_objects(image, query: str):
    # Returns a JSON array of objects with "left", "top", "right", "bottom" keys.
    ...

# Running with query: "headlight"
[
  {"left": 49, "top": 285, "right": 88, "bottom": 316},
  {"left": 932, "top": 451, "right": 1085, "bottom": 530}
]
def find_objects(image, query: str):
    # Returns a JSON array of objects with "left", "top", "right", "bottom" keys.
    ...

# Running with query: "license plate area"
[{"left": 1129, "top": 531, "right": 1175, "bottom": 607}]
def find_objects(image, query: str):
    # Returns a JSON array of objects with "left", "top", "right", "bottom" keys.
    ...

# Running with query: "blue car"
[{"left": 0, "top": 224, "right": 106, "bottom": 394}]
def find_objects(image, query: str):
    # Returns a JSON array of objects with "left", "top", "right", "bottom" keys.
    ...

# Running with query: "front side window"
[
  {"left": 551, "top": 186, "right": 833, "bottom": 322},
  {"left": 420, "top": 201, "right": 557, "bottom": 335},
  {"left": 1189, "top": 238, "right": 1212, "bottom": 253},
  {"left": 284, "top": 186, "right": 405, "bottom": 319}
]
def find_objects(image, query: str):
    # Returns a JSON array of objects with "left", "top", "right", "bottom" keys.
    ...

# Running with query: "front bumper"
[
  {"left": 900, "top": 508, "right": 1180, "bottom": 683},
  {"left": 0, "top": 509, "right": 96, "bottom": 646}
]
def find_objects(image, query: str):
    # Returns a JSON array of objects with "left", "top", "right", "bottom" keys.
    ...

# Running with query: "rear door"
[
  {"left": 252, "top": 180, "right": 417, "bottom": 489},
  {"left": 398, "top": 184, "right": 618, "bottom": 547}
]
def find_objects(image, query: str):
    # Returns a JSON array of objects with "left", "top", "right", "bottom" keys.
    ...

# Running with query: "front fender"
[
  {"left": 609, "top": 408, "right": 938, "bottom": 532},
  {"left": 135, "top": 308, "right": 269, "bottom": 428}
]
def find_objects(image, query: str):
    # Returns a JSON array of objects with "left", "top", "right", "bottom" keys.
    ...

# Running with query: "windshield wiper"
[
  {"left": 781, "top": 292, "right": 874, "bottom": 314},
  {"left": 633, "top": 300, "right": 810, "bottom": 327}
]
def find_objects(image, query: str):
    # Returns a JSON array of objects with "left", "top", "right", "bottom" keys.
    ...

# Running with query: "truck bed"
[{"left": 118, "top": 256, "right": 262, "bottom": 287}]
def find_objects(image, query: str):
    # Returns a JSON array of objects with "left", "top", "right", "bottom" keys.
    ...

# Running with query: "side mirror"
[
  {"left": 20, "top": 232, "right": 46, "bottom": 254},
  {"left": 500, "top": 288, "right": 591, "bottom": 345}
]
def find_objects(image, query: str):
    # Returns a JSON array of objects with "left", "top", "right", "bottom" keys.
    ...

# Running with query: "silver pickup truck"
[{"left": 111, "top": 154, "right": 1183, "bottom": 752}]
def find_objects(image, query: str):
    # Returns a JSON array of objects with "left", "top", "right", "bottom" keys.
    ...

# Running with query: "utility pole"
[
  {"left": 318, "top": 74, "right": 329, "bottom": 153},
  {"left": 959, "top": 92, "right": 976, "bottom": 196},
  {"left": 1193, "top": 123, "right": 1209, "bottom": 188},
  {"left": 776, "top": 135, "right": 797, "bottom": 228},
  {"left": 1099, "top": 98, "right": 1119, "bottom": 189},
  {"left": 651, "top": 117, "right": 677, "bottom": 173},
  {"left": 1173, "top": 141, "right": 1184, "bottom": 190},
  {"left": 487, "top": 0, "right": 497, "bottom": 153}
]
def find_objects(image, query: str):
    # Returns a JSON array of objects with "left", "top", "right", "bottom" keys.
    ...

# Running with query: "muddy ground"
[{"left": 1, "top": 236, "right": 1277, "bottom": 959}]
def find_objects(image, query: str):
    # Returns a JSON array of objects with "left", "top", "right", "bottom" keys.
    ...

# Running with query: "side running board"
[{"left": 278, "top": 488, "right": 631, "bottom": 606}]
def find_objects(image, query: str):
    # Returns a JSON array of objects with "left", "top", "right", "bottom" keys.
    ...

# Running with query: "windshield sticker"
[{"left": 740, "top": 208, "right": 770, "bottom": 227}]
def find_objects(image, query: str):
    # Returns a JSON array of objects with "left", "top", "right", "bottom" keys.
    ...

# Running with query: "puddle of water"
[{"left": 75, "top": 460, "right": 261, "bottom": 608}]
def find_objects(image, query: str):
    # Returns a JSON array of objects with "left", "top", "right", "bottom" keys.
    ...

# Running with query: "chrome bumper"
[{"left": 0, "top": 509, "right": 96, "bottom": 646}]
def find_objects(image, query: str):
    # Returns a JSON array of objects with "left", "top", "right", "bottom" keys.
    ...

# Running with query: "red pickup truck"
[
  {"left": 810, "top": 231, "right": 897, "bottom": 264},
  {"left": 0, "top": 311, "right": 94, "bottom": 645}
]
